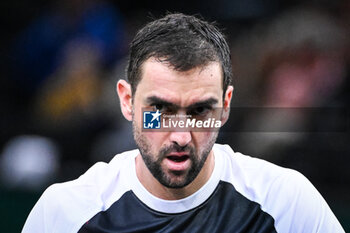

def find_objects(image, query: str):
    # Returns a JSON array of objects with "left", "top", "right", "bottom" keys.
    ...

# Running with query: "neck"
[{"left": 135, "top": 151, "right": 215, "bottom": 200}]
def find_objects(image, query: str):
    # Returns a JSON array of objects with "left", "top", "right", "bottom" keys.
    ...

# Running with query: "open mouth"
[
  {"left": 167, "top": 155, "right": 189, "bottom": 162},
  {"left": 164, "top": 152, "right": 191, "bottom": 171}
]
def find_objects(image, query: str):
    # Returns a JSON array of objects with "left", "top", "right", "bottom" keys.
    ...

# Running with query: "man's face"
[{"left": 132, "top": 58, "right": 225, "bottom": 188}]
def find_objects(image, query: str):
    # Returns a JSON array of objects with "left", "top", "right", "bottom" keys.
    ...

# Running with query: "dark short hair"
[{"left": 127, "top": 13, "right": 233, "bottom": 97}]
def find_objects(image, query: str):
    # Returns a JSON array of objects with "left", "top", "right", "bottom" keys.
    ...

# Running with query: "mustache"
[{"left": 159, "top": 144, "right": 195, "bottom": 158}]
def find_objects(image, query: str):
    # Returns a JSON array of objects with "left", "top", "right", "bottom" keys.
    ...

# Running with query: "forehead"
[{"left": 134, "top": 58, "right": 223, "bottom": 106}]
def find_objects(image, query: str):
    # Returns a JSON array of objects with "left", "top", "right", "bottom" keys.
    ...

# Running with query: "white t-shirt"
[{"left": 22, "top": 144, "right": 345, "bottom": 233}]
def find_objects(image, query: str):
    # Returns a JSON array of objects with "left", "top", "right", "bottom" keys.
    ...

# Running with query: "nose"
[{"left": 169, "top": 131, "right": 192, "bottom": 147}]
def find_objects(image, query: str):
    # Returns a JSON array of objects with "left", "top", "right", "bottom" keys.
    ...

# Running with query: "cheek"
[
  {"left": 192, "top": 131, "right": 216, "bottom": 146},
  {"left": 143, "top": 132, "right": 169, "bottom": 149},
  {"left": 133, "top": 108, "right": 142, "bottom": 126}
]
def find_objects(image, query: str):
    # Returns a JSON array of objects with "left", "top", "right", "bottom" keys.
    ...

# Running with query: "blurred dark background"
[{"left": 1, "top": 0, "right": 349, "bottom": 232}]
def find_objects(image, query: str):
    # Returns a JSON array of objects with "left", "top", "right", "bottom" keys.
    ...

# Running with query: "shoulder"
[
  {"left": 22, "top": 149, "right": 138, "bottom": 233},
  {"left": 214, "top": 144, "right": 344, "bottom": 233},
  {"left": 214, "top": 144, "right": 288, "bottom": 186},
  {"left": 214, "top": 143, "right": 319, "bottom": 196}
]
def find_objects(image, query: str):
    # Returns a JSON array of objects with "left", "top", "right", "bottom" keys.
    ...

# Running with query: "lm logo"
[{"left": 143, "top": 110, "right": 161, "bottom": 129}]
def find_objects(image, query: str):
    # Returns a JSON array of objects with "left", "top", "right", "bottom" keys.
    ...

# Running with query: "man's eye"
[
  {"left": 152, "top": 104, "right": 164, "bottom": 111},
  {"left": 189, "top": 106, "right": 211, "bottom": 116}
]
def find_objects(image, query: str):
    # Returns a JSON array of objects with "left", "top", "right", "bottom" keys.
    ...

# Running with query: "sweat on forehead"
[
  {"left": 139, "top": 57, "right": 223, "bottom": 88},
  {"left": 133, "top": 59, "right": 224, "bottom": 108}
]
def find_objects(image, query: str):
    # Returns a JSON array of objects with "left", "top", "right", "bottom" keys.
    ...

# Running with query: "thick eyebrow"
[
  {"left": 187, "top": 98, "right": 218, "bottom": 109},
  {"left": 145, "top": 96, "right": 179, "bottom": 109},
  {"left": 145, "top": 96, "right": 218, "bottom": 109}
]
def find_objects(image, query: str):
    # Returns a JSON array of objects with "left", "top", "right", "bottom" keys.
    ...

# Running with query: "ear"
[
  {"left": 117, "top": 79, "right": 133, "bottom": 121},
  {"left": 221, "top": 85, "right": 234, "bottom": 126}
]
